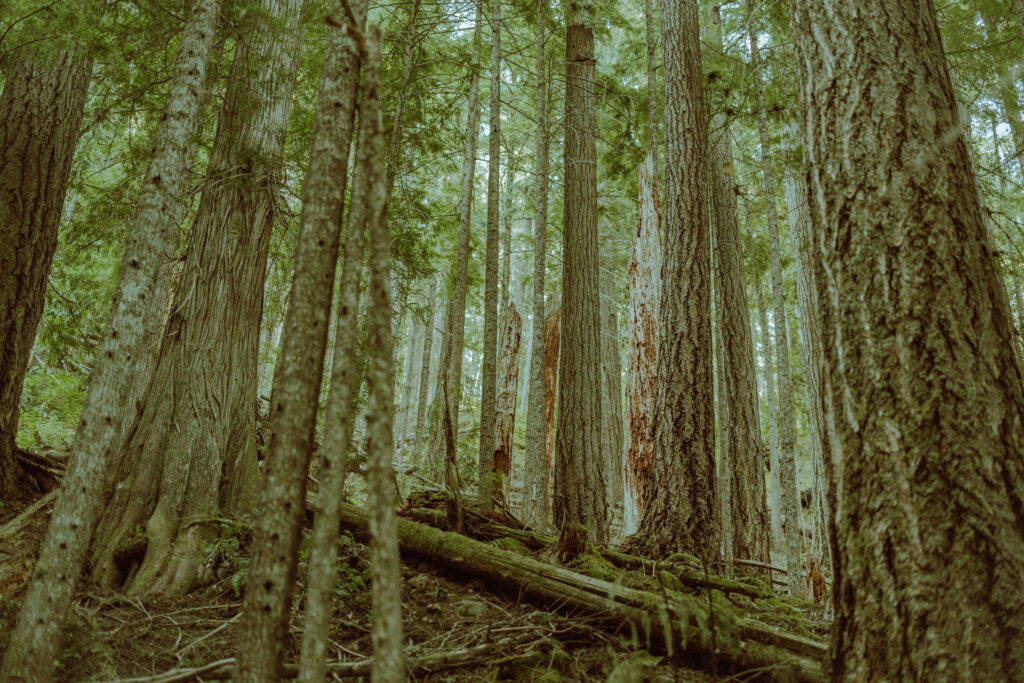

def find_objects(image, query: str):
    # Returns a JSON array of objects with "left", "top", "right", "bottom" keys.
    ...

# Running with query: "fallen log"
[
  {"left": 340, "top": 503, "right": 825, "bottom": 680},
  {"left": 400, "top": 506, "right": 776, "bottom": 601}
]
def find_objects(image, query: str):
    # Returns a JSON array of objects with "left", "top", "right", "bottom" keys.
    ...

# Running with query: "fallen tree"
[{"left": 337, "top": 502, "right": 826, "bottom": 681}]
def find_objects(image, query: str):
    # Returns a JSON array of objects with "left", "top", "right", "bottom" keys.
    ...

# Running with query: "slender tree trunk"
[
  {"left": 624, "top": 153, "right": 661, "bottom": 536},
  {"left": 396, "top": 315, "right": 422, "bottom": 446},
  {"left": 755, "top": 280, "right": 781, "bottom": 547},
  {"left": 493, "top": 301, "right": 522, "bottom": 506},
  {"left": 635, "top": 0, "right": 717, "bottom": 563},
  {"left": 714, "top": 303, "right": 731, "bottom": 562},
  {"left": 746, "top": 0, "right": 804, "bottom": 597},
  {"left": 555, "top": 8, "right": 607, "bottom": 555},
  {"left": 478, "top": 0, "right": 502, "bottom": 509},
  {"left": 427, "top": 4, "right": 482, "bottom": 468},
  {"left": 1, "top": 3, "right": 218, "bottom": 678},
  {"left": 709, "top": 5, "right": 770, "bottom": 574},
  {"left": 644, "top": 0, "right": 659, "bottom": 169},
  {"left": 0, "top": 47, "right": 90, "bottom": 498},
  {"left": 793, "top": 0, "right": 1024, "bottom": 677},
  {"left": 600, "top": 278, "right": 625, "bottom": 516},
  {"left": 234, "top": 4, "right": 365, "bottom": 678},
  {"left": 415, "top": 281, "right": 437, "bottom": 436},
  {"left": 524, "top": 0, "right": 550, "bottom": 531},
  {"left": 542, "top": 305, "right": 561, "bottom": 530}
]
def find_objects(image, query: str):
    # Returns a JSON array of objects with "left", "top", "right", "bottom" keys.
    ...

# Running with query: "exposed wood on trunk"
[
  {"left": 493, "top": 301, "right": 522, "bottom": 506},
  {"left": 535, "top": 305, "right": 560, "bottom": 530},
  {"left": 599, "top": 278, "right": 625, "bottom": 516},
  {"left": 625, "top": 153, "right": 661, "bottom": 536},
  {"left": 0, "top": 3, "right": 217, "bottom": 678}
]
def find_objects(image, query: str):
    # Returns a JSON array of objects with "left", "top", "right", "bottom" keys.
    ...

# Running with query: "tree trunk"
[
  {"left": 555, "top": 12, "right": 607, "bottom": 554},
  {"left": 755, "top": 279, "right": 781, "bottom": 548},
  {"left": 426, "top": 4, "right": 482, "bottom": 469},
  {"left": 478, "top": 0, "right": 502, "bottom": 509},
  {"left": 0, "top": 47, "right": 90, "bottom": 498},
  {"left": 745, "top": 0, "right": 804, "bottom": 597},
  {"left": 90, "top": 0, "right": 305, "bottom": 596},
  {"left": 535, "top": 305, "right": 560, "bottom": 530},
  {"left": 1, "top": 3, "right": 217, "bottom": 678},
  {"left": 523, "top": 0, "right": 550, "bottom": 532},
  {"left": 396, "top": 314, "right": 422, "bottom": 447},
  {"left": 792, "top": 0, "right": 1024, "bottom": 677},
  {"left": 644, "top": 0, "right": 659, "bottom": 169},
  {"left": 415, "top": 280, "right": 438, "bottom": 436},
  {"left": 599, "top": 279, "right": 625, "bottom": 516},
  {"left": 624, "top": 153, "right": 661, "bottom": 536},
  {"left": 233, "top": 3, "right": 364, "bottom": 678},
  {"left": 709, "top": 6, "right": 770, "bottom": 575},
  {"left": 635, "top": 0, "right": 718, "bottom": 563},
  {"left": 493, "top": 301, "right": 522, "bottom": 506}
]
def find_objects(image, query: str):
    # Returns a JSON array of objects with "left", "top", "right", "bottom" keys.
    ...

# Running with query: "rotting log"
[{"left": 339, "top": 502, "right": 825, "bottom": 680}]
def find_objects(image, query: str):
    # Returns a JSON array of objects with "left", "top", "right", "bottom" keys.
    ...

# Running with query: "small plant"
[{"left": 203, "top": 519, "right": 253, "bottom": 597}]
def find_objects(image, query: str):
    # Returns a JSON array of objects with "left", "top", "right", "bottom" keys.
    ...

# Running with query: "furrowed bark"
[
  {"left": 599, "top": 278, "right": 625, "bottom": 516},
  {"left": 493, "top": 301, "right": 522, "bottom": 506},
  {"left": 1, "top": 3, "right": 216, "bottom": 678}
]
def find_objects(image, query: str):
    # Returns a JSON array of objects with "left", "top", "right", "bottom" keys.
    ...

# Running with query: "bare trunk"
[
  {"left": 1, "top": 3, "right": 217, "bottom": 678},
  {"left": 793, "top": 0, "right": 1024, "bottom": 676},
  {"left": 396, "top": 315, "right": 422, "bottom": 446},
  {"left": 493, "top": 301, "right": 522, "bottom": 506},
  {"left": 635, "top": 0, "right": 717, "bottom": 563},
  {"left": 644, "top": 0, "right": 659, "bottom": 168},
  {"left": 537, "top": 305, "right": 560, "bottom": 530},
  {"left": 755, "top": 280, "right": 782, "bottom": 547},
  {"left": 555, "top": 15, "right": 607, "bottom": 554},
  {"left": 0, "top": 47, "right": 90, "bottom": 498},
  {"left": 523, "top": 0, "right": 550, "bottom": 532},
  {"left": 478, "top": 0, "right": 502, "bottom": 509},
  {"left": 624, "top": 153, "right": 661, "bottom": 536},
  {"left": 599, "top": 279, "right": 624, "bottom": 516},
  {"left": 415, "top": 281, "right": 438, "bottom": 436}
]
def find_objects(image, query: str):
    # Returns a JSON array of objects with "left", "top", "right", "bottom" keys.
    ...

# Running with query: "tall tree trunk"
[
  {"left": 426, "top": 3, "right": 482, "bottom": 469},
  {"left": 709, "top": 5, "right": 770, "bottom": 574},
  {"left": 396, "top": 315, "right": 422, "bottom": 446},
  {"left": 234, "top": 3, "right": 364, "bottom": 677},
  {"left": 644, "top": 0, "right": 659, "bottom": 169},
  {"left": 1, "top": 3, "right": 218, "bottom": 678},
  {"left": 745, "top": 0, "right": 804, "bottom": 597},
  {"left": 415, "top": 281, "right": 438, "bottom": 436},
  {"left": 792, "top": 0, "right": 1024, "bottom": 677},
  {"left": 0, "top": 47, "right": 90, "bottom": 498},
  {"left": 90, "top": 0, "right": 305, "bottom": 595},
  {"left": 555, "top": 8, "right": 607, "bottom": 555},
  {"left": 493, "top": 301, "right": 522, "bottom": 506},
  {"left": 624, "top": 153, "right": 661, "bottom": 536},
  {"left": 600, "top": 278, "right": 625, "bottom": 517},
  {"left": 478, "top": 0, "right": 502, "bottom": 509},
  {"left": 635, "top": 0, "right": 718, "bottom": 563},
  {"left": 755, "top": 280, "right": 782, "bottom": 547},
  {"left": 524, "top": 0, "right": 550, "bottom": 532}
]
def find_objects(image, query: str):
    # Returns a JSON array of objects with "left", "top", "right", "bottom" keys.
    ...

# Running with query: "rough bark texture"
[
  {"left": 523, "top": 0, "right": 550, "bottom": 532},
  {"left": 635, "top": 0, "right": 718, "bottom": 563},
  {"left": 493, "top": 301, "right": 522, "bottom": 506},
  {"left": 396, "top": 317, "right": 421, "bottom": 446},
  {"left": 755, "top": 280, "right": 782, "bottom": 547},
  {"left": 426, "top": 4, "right": 482, "bottom": 467},
  {"left": 555, "top": 18, "right": 607, "bottom": 553},
  {"left": 0, "top": 47, "right": 90, "bottom": 498},
  {"left": 792, "top": 0, "right": 1024, "bottom": 678},
  {"left": 709, "top": 6, "right": 770, "bottom": 573},
  {"left": 745, "top": 1, "right": 804, "bottom": 597},
  {"left": 91, "top": 0, "right": 304, "bottom": 596},
  {"left": 0, "top": 3, "right": 217, "bottom": 678},
  {"left": 235, "top": 2, "right": 363, "bottom": 678},
  {"left": 538, "top": 305, "right": 560, "bottom": 530},
  {"left": 599, "top": 280, "right": 625, "bottom": 515},
  {"left": 478, "top": 0, "right": 502, "bottom": 509},
  {"left": 624, "top": 153, "right": 661, "bottom": 536},
  {"left": 644, "top": 0, "right": 659, "bottom": 172}
]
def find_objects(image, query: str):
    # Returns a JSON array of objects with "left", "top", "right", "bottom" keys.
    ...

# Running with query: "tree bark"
[
  {"left": 555, "top": 12, "right": 607, "bottom": 554},
  {"left": 0, "top": 47, "right": 90, "bottom": 498},
  {"left": 755, "top": 279, "right": 781, "bottom": 548},
  {"left": 478, "top": 0, "right": 502, "bottom": 509},
  {"left": 493, "top": 301, "right": 522, "bottom": 506},
  {"left": 745, "top": 0, "right": 804, "bottom": 597},
  {"left": 523, "top": 0, "right": 550, "bottom": 532},
  {"left": 234, "top": 2, "right": 364, "bottom": 678},
  {"left": 624, "top": 153, "right": 661, "bottom": 536},
  {"left": 600, "top": 278, "right": 625, "bottom": 515},
  {"left": 1, "top": 3, "right": 217, "bottom": 678},
  {"left": 644, "top": 0, "right": 659, "bottom": 170},
  {"left": 415, "top": 280, "right": 438, "bottom": 436},
  {"left": 536, "top": 305, "right": 560, "bottom": 530},
  {"left": 635, "top": 0, "right": 718, "bottom": 563},
  {"left": 90, "top": 0, "right": 305, "bottom": 596},
  {"left": 792, "top": 0, "right": 1024, "bottom": 677}
]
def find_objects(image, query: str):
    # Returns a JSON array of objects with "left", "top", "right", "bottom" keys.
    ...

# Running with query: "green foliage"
[
  {"left": 16, "top": 368, "right": 86, "bottom": 449},
  {"left": 203, "top": 520, "right": 253, "bottom": 597}
]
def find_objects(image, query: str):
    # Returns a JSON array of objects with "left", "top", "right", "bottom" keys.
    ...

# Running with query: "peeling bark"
[{"left": 493, "top": 301, "right": 522, "bottom": 506}]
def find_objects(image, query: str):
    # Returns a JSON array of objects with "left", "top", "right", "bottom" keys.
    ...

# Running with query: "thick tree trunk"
[
  {"left": 792, "top": 0, "right": 1024, "bottom": 677},
  {"left": 493, "top": 301, "right": 522, "bottom": 506},
  {"left": 635, "top": 0, "right": 718, "bottom": 563},
  {"left": 523, "top": 0, "right": 550, "bottom": 532},
  {"left": 709, "top": 6, "right": 770, "bottom": 574},
  {"left": 555, "top": 13, "right": 607, "bottom": 554},
  {"left": 745, "top": 1, "right": 804, "bottom": 597},
  {"left": 234, "top": 2, "right": 365, "bottom": 678},
  {"left": 0, "top": 47, "right": 90, "bottom": 498},
  {"left": 90, "top": 0, "right": 305, "bottom": 596},
  {"left": 478, "top": 0, "right": 502, "bottom": 509},
  {"left": 599, "top": 281, "right": 625, "bottom": 516},
  {"left": 624, "top": 153, "right": 661, "bottom": 536},
  {"left": 1, "top": 3, "right": 218, "bottom": 678}
]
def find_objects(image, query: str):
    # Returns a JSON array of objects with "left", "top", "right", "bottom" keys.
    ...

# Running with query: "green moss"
[
  {"left": 665, "top": 552, "right": 702, "bottom": 568},
  {"left": 566, "top": 550, "right": 620, "bottom": 583},
  {"left": 490, "top": 536, "right": 530, "bottom": 556},
  {"left": 657, "top": 570, "right": 683, "bottom": 593}
]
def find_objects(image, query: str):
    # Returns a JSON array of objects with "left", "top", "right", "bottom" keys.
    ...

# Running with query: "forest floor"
[{"left": 0, "top": 462, "right": 830, "bottom": 682}]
